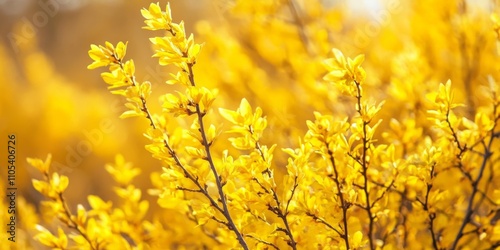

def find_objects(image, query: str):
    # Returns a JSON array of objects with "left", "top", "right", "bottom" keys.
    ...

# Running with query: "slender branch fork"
[
  {"left": 450, "top": 101, "right": 499, "bottom": 249},
  {"left": 186, "top": 62, "right": 249, "bottom": 249},
  {"left": 41, "top": 171, "right": 97, "bottom": 250},
  {"left": 253, "top": 131, "right": 298, "bottom": 249},
  {"left": 326, "top": 144, "right": 350, "bottom": 250},
  {"left": 57, "top": 193, "right": 98, "bottom": 250},
  {"left": 415, "top": 163, "right": 439, "bottom": 250},
  {"left": 354, "top": 80, "right": 376, "bottom": 250},
  {"left": 113, "top": 44, "right": 249, "bottom": 248},
  {"left": 116, "top": 60, "right": 225, "bottom": 216}
]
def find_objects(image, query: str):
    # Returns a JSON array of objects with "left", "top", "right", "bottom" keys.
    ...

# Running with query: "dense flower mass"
[{"left": 2, "top": 0, "right": 497, "bottom": 249}]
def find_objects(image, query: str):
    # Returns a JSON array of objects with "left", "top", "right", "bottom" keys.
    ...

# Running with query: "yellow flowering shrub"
[{"left": 16, "top": 0, "right": 500, "bottom": 249}]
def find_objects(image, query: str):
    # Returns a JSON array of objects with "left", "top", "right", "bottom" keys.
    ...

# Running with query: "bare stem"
[
  {"left": 306, "top": 212, "right": 344, "bottom": 237},
  {"left": 253, "top": 133, "right": 297, "bottom": 249},
  {"left": 326, "top": 146, "right": 350, "bottom": 250},
  {"left": 42, "top": 171, "right": 97, "bottom": 250},
  {"left": 354, "top": 80, "right": 375, "bottom": 250},
  {"left": 414, "top": 163, "right": 439, "bottom": 250},
  {"left": 186, "top": 62, "right": 249, "bottom": 249},
  {"left": 450, "top": 103, "right": 499, "bottom": 249}
]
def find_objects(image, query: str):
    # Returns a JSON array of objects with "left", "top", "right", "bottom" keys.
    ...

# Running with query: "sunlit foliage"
[{"left": 7, "top": 0, "right": 500, "bottom": 249}]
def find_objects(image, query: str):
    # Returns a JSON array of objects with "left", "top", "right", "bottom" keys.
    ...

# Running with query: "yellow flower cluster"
[
  {"left": 25, "top": 1, "right": 500, "bottom": 249},
  {"left": 29, "top": 154, "right": 156, "bottom": 249}
]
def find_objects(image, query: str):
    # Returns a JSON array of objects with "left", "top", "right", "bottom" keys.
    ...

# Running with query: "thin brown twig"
[
  {"left": 186, "top": 60, "right": 249, "bottom": 249},
  {"left": 354, "top": 80, "right": 375, "bottom": 250},
  {"left": 326, "top": 145, "right": 350, "bottom": 250},
  {"left": 41, "top": 171, "right": 97, "bottom": 250},
  {"left": 115, "top": 59, "right": 226, "bottom": 218},
  {"left": 252, "top": 127, "right": 298, "bottom": 249},
  {"left": 450, "top": 103, "right": 499, "bottom": 249},
  {"left": 305, "top": 212, "right": 344, "bottom": 237}
]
